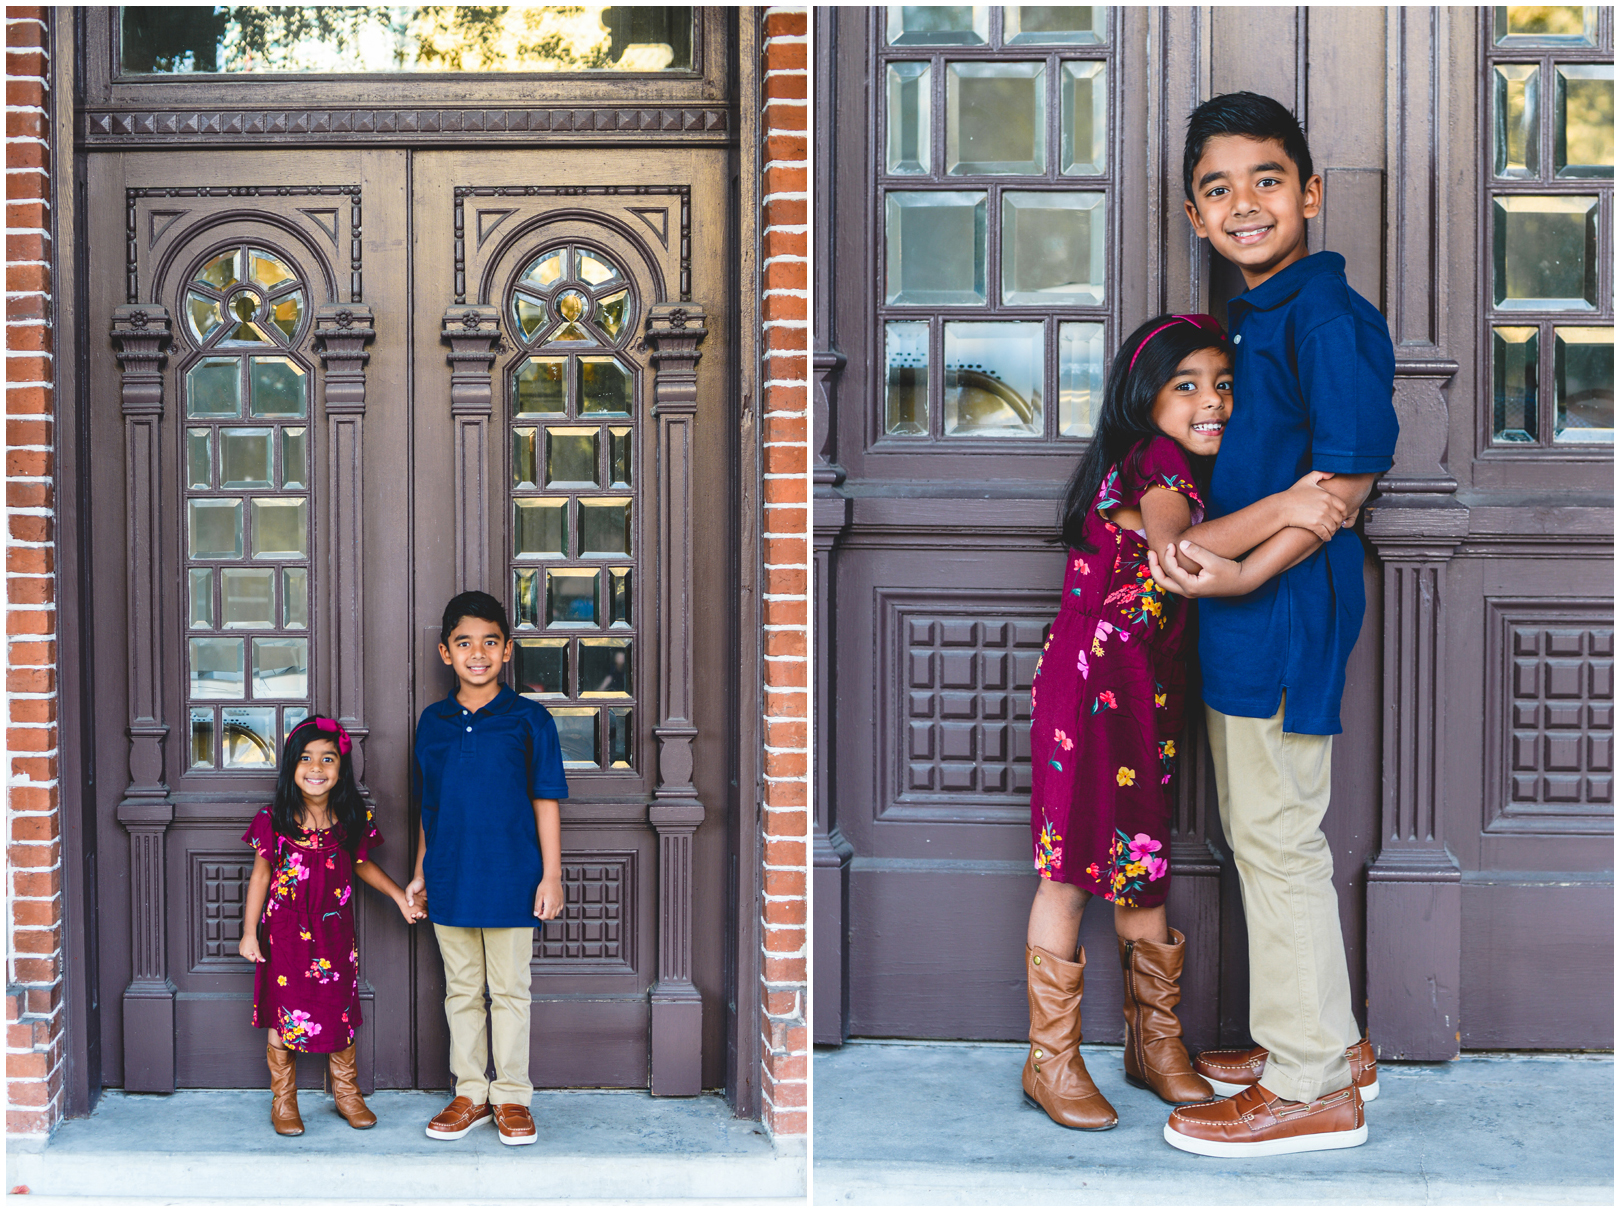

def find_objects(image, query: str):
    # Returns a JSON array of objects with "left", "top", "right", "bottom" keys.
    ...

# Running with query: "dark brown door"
[{"left": 88, "top": 141, "right": 737, "bottom": 1092}]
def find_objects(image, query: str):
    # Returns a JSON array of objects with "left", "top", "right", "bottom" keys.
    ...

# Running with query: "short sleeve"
[
  {"left": 242, "top": 807, "right": 275, "bottom": 861},
  {"left": 528, "top": 707, "right": 570, "bottom": 801},
  {"left": 1298, "top": 307, "right": 1398, "bottom": 473},
  {"left": 1117, "top": 436, "right": 1206, "bottom": 524}
]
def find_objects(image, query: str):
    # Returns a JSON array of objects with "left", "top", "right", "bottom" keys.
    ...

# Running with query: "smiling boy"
[
  {"left": 1147, "top": 92, "right": 1399, "bottom": 1157},
  {"left": 406, "top": 589, "right": 567, "bottom": 1146}
]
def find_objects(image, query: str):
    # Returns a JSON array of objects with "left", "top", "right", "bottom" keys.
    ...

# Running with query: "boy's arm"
[
  {"left": 532, "top": 799, "right": 564, "bottom": 921},
  {"left": 405, "top": 813, "right": 428, "bottom": 910}
]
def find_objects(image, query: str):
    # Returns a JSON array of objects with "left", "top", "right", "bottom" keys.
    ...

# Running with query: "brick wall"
[
  {"left": 758, "top": 6, "right": 809, "bottom": 1140},
  {"left": 5, "top": 4, "right": 62, "bottom": 1135}
]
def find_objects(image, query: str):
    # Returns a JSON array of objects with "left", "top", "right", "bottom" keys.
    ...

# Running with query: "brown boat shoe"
[
  {"left": 1195, "top": 1035, "right": 1380, "bottom": 1102},
  {"left": 426, "top": 1095, "right": 493, "bottom": 1140},
  {"left": 1163, "top": 1082, "right": 1367, "bottom": 1158},
  {"left": 493, "top": 1102, "right": 538, "bottom": 1146}
]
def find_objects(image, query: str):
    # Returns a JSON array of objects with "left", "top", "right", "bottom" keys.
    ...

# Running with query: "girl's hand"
[
  {"left": 1280, "top": 471, "right": 1348, "bottom": 541},
  {"left": 393, "top": 893, "right": 425, "bottom": 925},
  {"left": 1149, "top": 540, "right": 1247, "bottom": 600},
  {"left": 534, "top": 877, "right": 565, "bottom": 922},
  {"left": 239, "top": 931, "right": 265, "bottom": 963}
]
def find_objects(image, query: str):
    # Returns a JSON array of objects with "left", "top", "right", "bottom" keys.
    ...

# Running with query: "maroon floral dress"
[
  {"left": 243, "top": 806, "right": 380, "bottom": 1052},
  {"left": 1029, "top": 436, "right": 1203, "bottom": 908}
]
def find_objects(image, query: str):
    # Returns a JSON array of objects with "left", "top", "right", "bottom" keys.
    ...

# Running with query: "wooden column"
[
  {"left": 111, "top": 303, "right": 177, "bottom": 1092},
  {"left": 314, "top": 304, "right": 376, "bottom": 788},
  {"left": 441, "top": 304, "right": 501, "bottom": 595},
  {"left": 645, "top": 302, "right": 707, "bottom": 1096}
]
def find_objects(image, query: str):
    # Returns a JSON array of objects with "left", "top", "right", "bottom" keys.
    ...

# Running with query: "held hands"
[
  {"left": 1281, "top": 471, "right": 1350, "bottom": 541},
  {"left": 394, "top": 892, "right": 427, "bottom": 924},
  {"left": 534, "top": 876, "right": 565, "bottom": 922},
  {"left": 239, "top": 931, "right": 266, "bottom": 963},
  {"left": 1149, "top": 539, "right": 1246, "bottom": 600},
  {"left": 403, "top": 875, "right": 428, "bottom": 923}
]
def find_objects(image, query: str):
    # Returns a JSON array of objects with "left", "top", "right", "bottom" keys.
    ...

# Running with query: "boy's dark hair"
[
  {"left": 1058, "top": 315, "right": 1233, "bottom": 551},
  {"left": 439, "top": 589, "right": 510, "bottom": 645},
  {"left": 271, "top": 720, "right": 369, "bottom": 852},
  {"left": 1183, "top": 91, "right": 1314, "bottom": 203}
]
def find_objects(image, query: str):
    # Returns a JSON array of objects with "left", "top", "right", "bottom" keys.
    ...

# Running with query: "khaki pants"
[
  {"left": 433, "top": 925, "right": 534, "bottom": 1107},
  {"left": 1206, "top": 697, "right": 1361, "bottom": 1103}
]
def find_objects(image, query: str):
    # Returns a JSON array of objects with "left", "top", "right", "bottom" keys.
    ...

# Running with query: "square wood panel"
[
  {"left": 188, "top": 849, "right": 256, "bottom": 973},
  {"left": 531, "top": 851, "right": 637, "bottom": 973}
]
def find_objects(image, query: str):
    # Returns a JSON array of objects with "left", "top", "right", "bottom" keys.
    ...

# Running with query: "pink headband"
[
  {"left": 293, "top": 716, "right": 351, "bottom": 756},
  {"left": 1127, "top": 314, "right": 1228, "bottom": 373}
]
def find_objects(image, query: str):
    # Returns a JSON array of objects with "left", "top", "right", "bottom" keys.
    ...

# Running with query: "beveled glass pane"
[
  {"left": 523, "top": 248, "right": 568, "bottom": 290},
  {"left": 1493, "top": 65, "right": 1540, "bottom": 178},
  {"left": 222, "top": 568, "right": 275, "bottom": 629},
  {"left": 943, "top": 321, "right": 1044, "bottom": 437},
  {"left": 594, "top": 289, "right": 630, "bottom": 340},
  {"left": 1061, "top": 61, "right": 1107, "bottom": 174},
  {"left": 189, "top": 498, "right": 244, "bottom": 560},
  {"left": 1007, "top": 6, "right": 1104, "bottom": 44},
  {"left": 1492, "top": 325, "right": 1540, "bottom": 442},
  {"left": 547, "top": 319, "right": 590, "bottom": 343},
  {"left": 886, "top": 5, "right": 988, "bottom": 45},
  {"left": 221, "top": 706, "right": 277, "bottom": 768},
  {"left": 1059, "top": 321, "right": 1106, "bottom": 438},
  {"left": 579, "top": 638, "right": 632, "bottom": 697},
  {"left": 189, "top": 707, "right": 216, "bottom": 769},
  {"left": 514, "top": 638, "right": 569, "bottom": 697},
  {"left": 283, "top": 707, "right": 308, "bottom": 743},
  {"left": 1493, "top": 195, "right": 1598, "bottom": 309},
  {"left": 513, "top": 426, "right": 539, "bottom": 489},
  {"left": 189, "top": 569, "right": 214, "bottom": 629},
  {"left": 281, "top": 427, "right": 307, "bottom": 490},
  {"left": 190, "top": 637, "right": 245, "bottom": 699},
  {"left": 1003, "top": 192, "right": 1106, "bottom": 304},
  {"left": 546, "top": 426, "right": 600, "bottom": 486},
  {"left": 1555, "top": 326, "right": 1614, "bottom": 443},
  {"left": 186, "top": 429, "right": 213, "bottom": 489},
  {"left": 198, "top": 249, "right": 240, "bottom": 289},
  {"left": 609, "top": 427, "right": 633, "bottom": 488},
  {"left": 251, "top": 497, "right": 308, "bottom": 559},
  {"left": 885, "top": 192, "right": 987, "bottom": 305},
  {"left": 577, "top": 249, "right": 621, "bottom": 286},
  {"left": 514, "top": 357, "right": 568, "bottom": 416},
  {"left": 253, "top": 638, "right": 308, "bottom": 699},
  {"left": 547, "top": 568, "right": 600, "bottom": 627},
  {"left": 186, "top": 290, "right": 225, "bottom": 344},
  {"left": 221, "top": 288, "right": 272, "bottom": 346},
  {"left": 220, "top": 428, "right": 273, "bottom": 488},
  {"left": 1494, "top": 5, "right": 1597, "bottom": 46},
  {"left": 580, "top": 356, "right": 634, "bottom": 416},
  {"left": 609, "top": 567, "right": 633, "bottom": 628},
  {"left": 188, "top": 356, "right": 242, "bottom": 418},
  {"left": 251, "top": 357, "right": 307, "bottom": 418},
  {"left": 608, "top": 707, "right": 633, "bottom": 769},
  {"left": 514, "top": 293, "right": 548, "bottom": 343},
  {"left": 249, "top": 250, "right": 297, "bottom": 293},
  {"left": 947, "top": 63, "right": 1045, "bottom": 175},
  {"left": 1556, "top": 65, "right": 1614, "bottom": 177},
  {"left": 885, "top": 321, "right": 930, "bottom": 436},
  {"left": 514, "top": 567, "right": 541, "bottom": 629},
  {"left": 269, "top": 291, "right": 304, "bottom": 343},
  {"left": 580, "top": 498, "right": 632, "bottom": 557},
  {"left": 886, "top": 63, "right": 932, "bottom": 175},
  {"left": 514, "top": 497, "right": 568, "bottom": 558},
  {"left": 552, "top": 708, "right": 600, "bottom": 768},
  {"left": 282, "top": 568, "right": 308, "bottom": 629}
]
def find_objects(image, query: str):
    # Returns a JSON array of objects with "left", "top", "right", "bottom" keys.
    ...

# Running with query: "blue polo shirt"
[
  {"left": 1199, "top": 251, "right": 1399, "bottom": 736},
  {"left": 413, "top": 683, "right": 568, "bottom": 928}
]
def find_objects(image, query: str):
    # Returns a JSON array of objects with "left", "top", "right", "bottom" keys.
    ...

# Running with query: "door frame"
[{"left": 54, "top": 5, "right": 766, "bottom": 1118}]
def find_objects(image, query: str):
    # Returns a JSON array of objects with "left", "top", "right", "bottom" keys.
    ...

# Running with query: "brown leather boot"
[
  {"left": 1021, "top": 944, "right": 1118, "bottom": 1130},
  {"left": 1119, "top": 928, "right": 1214, "bottom": 1103},
  {"left": 328, "top": 1044, "right": 377, "bottom": 1129},
  {"left": 267, "top": 1040, "right": 304, "bottom": 1136}
]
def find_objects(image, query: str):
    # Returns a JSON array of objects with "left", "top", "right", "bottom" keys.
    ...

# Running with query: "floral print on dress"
[
  {"left": 1034, "top": 819, "right": 1064, "bottom": 879},
  {"left": 305, "top": 957, "right": 341, "bottom": 985},
  {"left": 278, "top": 1006, "right": 323, "bottom": 1050},
  {"left": 1103, "top": 830, "right": 1169, "bottom": 906}
]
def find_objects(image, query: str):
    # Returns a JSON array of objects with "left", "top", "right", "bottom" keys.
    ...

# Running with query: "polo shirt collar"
[
  {"left": 1230, "top": 250, "right": 1345, "bottom": 315},
  {"left": 436, "top": 682, "right": 517, "bottom": 719}
]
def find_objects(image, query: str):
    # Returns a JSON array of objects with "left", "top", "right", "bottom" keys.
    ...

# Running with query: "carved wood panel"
[
  {"left": 532, "top": 852, "right": 637, "bottom": 972},
  {"left": 188, "top": 850, "right": 254, "bottom": 972}
]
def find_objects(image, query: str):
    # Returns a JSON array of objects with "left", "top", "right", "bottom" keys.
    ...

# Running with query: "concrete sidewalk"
[
  {"left": 813, "top": 1040, "right": 1613, "bottom": 1206},
  {"left": 6, "top": 1088, "right": 805, "bottom": 1200}
]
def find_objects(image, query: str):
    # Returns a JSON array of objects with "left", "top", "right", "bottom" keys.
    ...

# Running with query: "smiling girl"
[{"left": 1021, "top": 314, "right": 1349, "bottom": 1132}]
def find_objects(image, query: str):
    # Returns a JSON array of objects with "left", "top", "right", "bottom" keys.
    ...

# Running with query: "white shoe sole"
[
  {"left": 425, "top": 1112, "right": 492, "bottom": 1140},
  {"left": 1163, "top": 1121, "right": 1369, "bottom": 1158},
  {"left": 497, "top": 1130, "right": 538, "bottom": 1146},
  {"left": 1208, "top": 1078, "right": 1378, "bottom": 1102}
]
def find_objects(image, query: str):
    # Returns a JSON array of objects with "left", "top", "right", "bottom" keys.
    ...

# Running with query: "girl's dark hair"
[
  {"left": 1183, "top": 90, "right": 1314, "bottom": 203},
  {"left": 1058, "top": 315, "right": 1232, "bottom": 551},
  {"left": 440, "top": 588, "right": 510, "bottom": 645},
  {"left": 271, "top": 719, "right": 368, "bottom": 850}
]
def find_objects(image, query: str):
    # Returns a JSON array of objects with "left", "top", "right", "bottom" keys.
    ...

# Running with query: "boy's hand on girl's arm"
[
  {"left": 1150, "top": 540, "right": 1249, "bottom": 599},
  {"left": 1279, "top": 471, "right": 1348, "bottom": 540},
  {"left": 1316, "top": 471, "right": 1379, "bottom": 529},
  {"left": 534, "top": 876, "right": 565, "bottom": 922}
]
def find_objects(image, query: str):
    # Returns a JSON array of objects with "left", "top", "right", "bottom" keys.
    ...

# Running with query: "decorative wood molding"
[
  {"left": 440, "top": 304, "right": 503, "bottom": 595},
  {"left": 644, "top": 301, "right": 708, "bottom": 1097},
  {"left": 314, "top": 304, "right": 377, "bottom": 784}
]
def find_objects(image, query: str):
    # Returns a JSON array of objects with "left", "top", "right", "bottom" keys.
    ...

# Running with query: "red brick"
[
  {"left": 6, "top": 262, "right": 49, "bottom": 294},
  {"left": 6, "top": 167, "right": 48, "bottom": 199},
  {"left": 9, "top": 755, "right": 56, "bottom": 783},
  {"left": 764, "top": 535, "right": 806, "bottom": 564},
  {"left": 763, "top": 867, "right": 804, "bottom": 896},
  {"left": 763, "top": 506, "right": 806, "bottom": 534},
  {"left": 763, "top": 987, "right": 801, "bottom": 1014},
  {"left": 7, "top": 1050, "right": 49, "bottom": 1079},
  {"left": 5, "top": 78, "right": 45, "bottom": 109},
  {"left": 763, "top": 807, "right": 806, "bottom": 837},
  {"left": 10, "top": 929, "right": 59, "bottom": 958},
  {"left": 765, "top": 659, "right": 806, "bottom": 688},
  {"left": 766, "top": 40, "right": 807, "bottom": 72},
  {"left": 763, "top": 261, "right": 807, "bottom": 294},
  {"left": 8, "top": 608, "right": 56, "bottom": 635},
  {"left": 10, "top": 698, "right": 56, "bottom": 722},
  {"left": 762, "top": 295, "right": 808, "bottom": 325},
  {"left": 8, "top": 1079, "right": 50, "bottom": 1108},
  {"left": 4, "top": 419, "right": 52, "bottom": 449},
  {"left": 763, "top": 449, "right": 806, "bottom": 481},
  {"left": 763, "top": 72, "right": 806, "bottom": 102},
  {"left": 6, "top": 321, "right": 48, "bottom": 352},
  {"left": 768, "top": 1050, "right": 807, "bottom": 1080},
  {"left": 6, "top": 666, "right": 54, "bottom": 695},
  {"left": 764, "top": 749, "right": 806, "bottom": 776},
  {"left": 764, "top": 778, "right": 807, "bottom": 808},
  {"left": 764, "top": 354, "right": 807, "bottom": 382},
  {"left": 764, "top": 629, "right": 806, "bottom": 656},
  {"left": 6, "top": 232, "right": 48, "bottom": 263},
  {"left": 764, "top": 899, "right": 806, "bottom": 927},
  {"left": 6, "top": 726, "right": 57, "bottom": 753},
  {"left": 26, "top": 983, "right": 63, "bottom": 1015},
  {"left": 6, "top": 541, "right": 53, "bottom": 571},
  {"left": 763, "top": 926, "right": 805, "bottom": 954},
  {"left": 11, "top": 956, "right": 59, "bottom": 984},
  {"left": 763, "top": 837, "right": 806, "bottom": 867},
  {"left": 764, "top": 718, "right": 806, "bottom": 750},
  {"left": 8, "top": 843, "right": 56, "bottom": 870},
  {"left": 763, "top": 10, "right": 807, "bottom": 38},
  {"left": 764, "top": 599, "right": 806, "bottom": 628},
  {"left": 11, "top": 867, "right": 62, "bottom": 898},
  {"left": 2, "top": 135, "right": 47, "bottom": 170},
  {"left": 6, "top": 109, "right": 45, "bottom": 140},
  {"left": 7, "top": 483, "right": 51, "bottom": 510},
  {"left": 762, "top": 961, "right": 805, "bottom": 990},
  {"left": 764, "top": 133, "right": 806, "bottom": 164},
  {"left": 8, "top": 516, "right": 53, "bottom": 546},
  {"left": 7, "top": 292, "right": 48, "bottom": 320},
  {"left": 763, "top": 166, "right": 807, "bottom": 199},
  {"left": 7, "top": 451, "right": 50, "bottom": 480},
  {"left": 762, "top": 197, "right": 806, "bottom": 228},
  {"left": 763, "top": 416, "right": 808, "bottom": 448},
  {"left": 6, "top": 200, "right": 48, "bottom": 230},
  {"left": 7, "top": 577, "right": 53, "bottom": 604},
  {"left": 765, "top": 690, "right": 806, "bottom": 718},
  {"left": 763, "top": 228, "right": 807, "bottom": 258},
  {"left": 10, "top": 897, "right": 60, "bottom": 929},
  {"left": 7, "top": 784, "right": 58, "bottom": 812},
  {"left": 5, "top": 355, "right": 51, "bottom": 384}
]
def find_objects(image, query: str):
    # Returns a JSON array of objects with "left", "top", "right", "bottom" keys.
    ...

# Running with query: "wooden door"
[{"left": 87, "top": 141, "right": 735, "bottom": 1093}]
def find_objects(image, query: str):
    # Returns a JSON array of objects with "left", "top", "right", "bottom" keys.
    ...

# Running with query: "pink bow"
[{"left": 307, "top": 716, "right": 351, "bottom": 756}]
